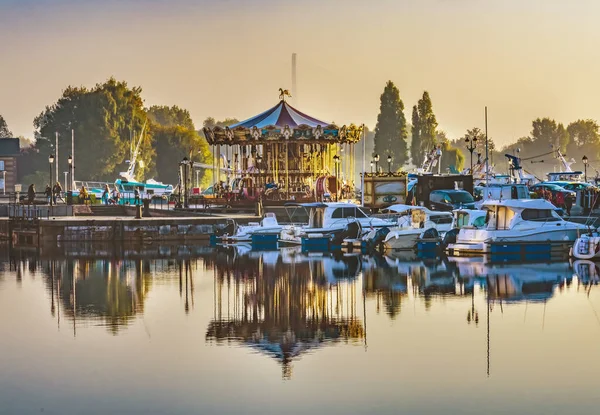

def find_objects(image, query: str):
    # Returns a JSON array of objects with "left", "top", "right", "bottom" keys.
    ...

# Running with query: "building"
[{"left": 0, "top": 138, "right": 20, "bottom": 192}]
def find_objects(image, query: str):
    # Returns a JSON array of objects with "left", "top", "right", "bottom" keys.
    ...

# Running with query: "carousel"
[{"left": 202, "top": 89, "right": 363, "bottom": 206}]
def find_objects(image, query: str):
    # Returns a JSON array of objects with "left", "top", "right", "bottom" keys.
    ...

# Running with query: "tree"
[
  {"left": 149, "top": 105, "right": 212, "bottom": 186},
  {"left": 202, "top": 117, "right": 240, "bottom": 130},
  {"left": 438, "top": 137, "right": 465, "bottom": 174},
  {"left": 0, "top": 114, "right": 12, "bottom": 138},
  {"left": 30, "top": 78, "right": 154, "bottom": 183},
  {"left": 373, "top": 81, "right": 408, "bottom": 170},
  {"left": 148, "top": 105, "right": 195, "bottom": 130},
  {"left": 567, "top": 119, "right": 599, "bottom": 146},
  {"left": 410, "top": 91, "right": 438, "bottom": 167},
  {"left": 410, "top": 105, "right": 421, "bottom": 167}
]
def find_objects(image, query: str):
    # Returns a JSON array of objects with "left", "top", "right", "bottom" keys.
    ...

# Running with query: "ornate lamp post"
[
  {"left": 374, "top": 154, "right": 380, "bottom": 174},
  {"left": 48, "top": 154, "right": 55, "bottom": 206},
  {"left": 387, "top": 155, "right": 392, "bottom": 174},
  {"left": 370, "top": 161, "right": 373, "bottom": 174},
  {"left": 333, "top": 154, "right": 340, "bottom": 201},
  {"left": 583, "top": 155, "right": 589, "bottom": 182},
  {"left": 182, "top": 157, "right": 189, "bottom": 208},
  {"left": 67, "top": 155, "right": 73, "bottom": 192},
  {"left": 465, "top": 135, "right": 477, "bottom": 173}
]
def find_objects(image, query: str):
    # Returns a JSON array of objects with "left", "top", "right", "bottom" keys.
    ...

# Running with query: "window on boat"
[
  {"left": 495, "top": 206, "right": 515, "bottom": 230},
  {"left": 516, "top": 186, "right": 528, "bottom": 199},
  {"left": 456, "top": 212, "right": 469, "bottom": 228},
  {"left": 521, "top": 209, "right": 560, "bottom": 221},
  {"left": 430, "top": 215, "right": 452, "bottom": 225},
  {"left": 473, "top": 216, "right": 486, "bottom": 228},
  {"left": 331, "top": 207, "right": 367, "bottom": 219},
  {"left": 311, "top": 209, "right": 325, "bottom": 228}
]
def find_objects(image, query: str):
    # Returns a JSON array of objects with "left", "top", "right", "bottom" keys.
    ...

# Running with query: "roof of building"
[{"left": 0, "top": 138, "right": 20, "bottom": 156}]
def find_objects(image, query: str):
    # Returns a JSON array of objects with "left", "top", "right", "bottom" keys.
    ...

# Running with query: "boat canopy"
[{"left": 481, "top": 198, "right": 557, "bottom": 210}]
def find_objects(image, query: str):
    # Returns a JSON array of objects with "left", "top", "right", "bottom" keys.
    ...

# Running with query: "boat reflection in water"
[
  {"left": 451, "top": 258, "right": 574, "bottom": 303},
  {"left": 204, "top": 246, "right": 365, "bottom": 379}
]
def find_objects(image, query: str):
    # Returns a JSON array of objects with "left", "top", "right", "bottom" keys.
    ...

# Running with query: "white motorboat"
[
  {"left": 280, "top": 202, "right": 395, "bottom": 245},
  {"left": 447, "top": 199, "right": 587, "bottom": 255},
  {"left": 222, "top": 213, "right": 283, "bottom": 243},
  {"left": 374, "top": 205, "right": 453, "bottom": 250}
]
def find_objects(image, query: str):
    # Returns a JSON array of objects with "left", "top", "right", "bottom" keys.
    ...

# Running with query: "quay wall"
[{"left": 36, "top": 216, "right": 258, "bottom": 245}]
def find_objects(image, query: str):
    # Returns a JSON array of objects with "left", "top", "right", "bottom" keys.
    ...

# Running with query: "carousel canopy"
[
  {"left": 203, "top": 90, "right": 362, "bottom": 145},
  {"left": 231, "top": 100, "right": 329, "bottom": 129}
]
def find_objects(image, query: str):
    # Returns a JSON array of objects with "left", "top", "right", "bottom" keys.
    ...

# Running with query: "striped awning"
[{"left": 230, "top": 100, "right": 329, "bottom": 129}]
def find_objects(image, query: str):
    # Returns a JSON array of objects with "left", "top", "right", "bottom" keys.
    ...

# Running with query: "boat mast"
[{"left": 485, "top": 107, "right": 489, "bottom": 185}]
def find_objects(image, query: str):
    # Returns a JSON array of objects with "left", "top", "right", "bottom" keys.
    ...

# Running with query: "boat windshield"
[{"left": 449, "top": 192, "right": 474, "bottom": 204}]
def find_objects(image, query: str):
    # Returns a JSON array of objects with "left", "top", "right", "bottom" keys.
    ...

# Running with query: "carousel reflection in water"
[{"left": 204, "top": 246, "right": 365, "bottom": 379}]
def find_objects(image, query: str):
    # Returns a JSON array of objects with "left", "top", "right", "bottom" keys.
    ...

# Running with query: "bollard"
[
  {"left": 136, "top": 204, "right": 142, "bottom": 219},
  {"left": 143, "top": 199, "right": 151, "bottom": 217}
]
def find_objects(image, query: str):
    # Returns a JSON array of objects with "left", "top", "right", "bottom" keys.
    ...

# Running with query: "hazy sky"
[{"left": 1, "top": 0, "right": 599, "bottom": 147}]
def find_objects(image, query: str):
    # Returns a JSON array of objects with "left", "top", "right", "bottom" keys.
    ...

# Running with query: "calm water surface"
[{"left": 1, "top": 245, "right": 600, "bottom": 415}]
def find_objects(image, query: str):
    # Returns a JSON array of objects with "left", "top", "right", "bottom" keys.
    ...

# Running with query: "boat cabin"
[
  {"left": 453, "top": 209, "right": 487, "bottom": 229},
  {"left": 547, "top": 171, "right": 583, "bottom": 182},
  {"left": 481, "top": 199, "right": 562, "bottom": 231},
  {"left": 474, "top": 183, "right": 530, "bottom": 202}
]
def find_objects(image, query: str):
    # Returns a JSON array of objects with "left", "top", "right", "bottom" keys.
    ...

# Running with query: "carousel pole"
[
  {"left": 285, "top": 141, "right": 289, "bottom": 198},
  {"left": 361, "top": 125, "right": 365, "bottom": 207}
]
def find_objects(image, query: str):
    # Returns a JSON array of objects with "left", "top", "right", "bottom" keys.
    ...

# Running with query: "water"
[{"left": 1, "top": 245, "right": 600, "bottom": 415}]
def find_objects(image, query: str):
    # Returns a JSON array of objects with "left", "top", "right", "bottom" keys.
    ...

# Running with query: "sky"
[{"left": 1, "top": 0, "right": 599, "bottom": 148}]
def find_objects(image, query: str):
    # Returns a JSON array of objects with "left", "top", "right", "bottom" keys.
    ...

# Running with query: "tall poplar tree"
[
  {"left": 411, "top": 92, "right": 438, "bottom": 167},
  {"left": 410, "top": 105, "right": 421, "bottom": 166},
  {"left": 0, "top": 114, "right": 12, "bottom": 138},
  {"left": 373, "top": 81, "right": 408, "bottom": 171}
]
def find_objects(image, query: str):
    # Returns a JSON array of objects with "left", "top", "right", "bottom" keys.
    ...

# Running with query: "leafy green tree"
[
  {"left": 148, "top": 105, "right": 195, "bottom": 130},
  {"left": 373, "top": 81, "right": 408, "bottom": 170},
  {"left": 567, "top": 119, "right": 599, "bottom": 146},
  {"left": 411, "top": 92, "right": 438, "bottom": 167},
  {"left": 149, "top": 106, "right": 213, "bottom": 186},
  {"left": 0, "top": 114, "right": 12, "bottom": 138},
  {"left": 31, "top": 78, "right": 154, "bottom": 182},
  {"left": 202, "top": 117, "right": 240, "bottom": 129},
  {"left": 438, "top": 136, "right": 465, "bottom": 173},
  {"left": 410, "top": 105, "right": 421, "bottom": 166}
]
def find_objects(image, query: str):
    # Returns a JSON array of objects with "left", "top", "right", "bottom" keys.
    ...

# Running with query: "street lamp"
[
  {"left": 333, "top": 154, "right": 340, "bottom": 201},
  {"left": 374, "top": 154, "right": 380, "bottom": 173},
  {"left": 387, "top": 155, "right": 392, "bottom": 174},
  {"left": 583, "top": 155, "right": 589, "bottom": 182},
  {"left": 182, "top": 157, "right": 189, "bottom": 208},
  {"left": 67, "top": 154, "right": 73, "bottom": 192},
  {"left": 48, "top": 154, "right": 55, "bottom": 206},
  {"left": 465, "top": 135, "right": 478, "bottom": 173},
  {"left": 370, "top": 161, "right": 373, "bottom": 174}
]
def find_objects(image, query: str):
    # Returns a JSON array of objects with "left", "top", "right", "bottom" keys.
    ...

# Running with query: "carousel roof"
[
  {"left": 203, "top": 90, "right": 363, "bottom": 145},
  {"left": 231, "top": 100, "right": 329, "bottom": 129}
]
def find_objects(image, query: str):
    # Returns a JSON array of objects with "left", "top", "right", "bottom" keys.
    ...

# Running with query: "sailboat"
[{"left": 114, "top": 121, "right": 173, "bottom": 203}]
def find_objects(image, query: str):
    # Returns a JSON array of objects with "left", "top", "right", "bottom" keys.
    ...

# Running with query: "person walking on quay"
[
  {"left": 111, "top": 186, "right": 120, "bottom": 205},
  {"left": 27, "top": 184, "right": 35, "bottom": 205},
  {"left": 44, "top": 185, "right": 52, "bottom": 204},
  {"left": 134, "top": 187, "right": 141, "bottom": 205},
  {"left": 53, "top": 181, "right": 64, "bottom": 204},
  {"left": 79, "top": 185, "right": 89, "bottom": 205},
  {"left": 102, "top": 184, "right": 110, "bottom": 205}
]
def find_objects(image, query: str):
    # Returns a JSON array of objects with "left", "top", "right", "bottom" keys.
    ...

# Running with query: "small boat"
[
  {"left": 447, "top": 199, "right": 587, "bottom": 255},
  {"left": 571, "top": 230, "right": 600, "bottom": 260},
  {"left": 369, "top": 205, "right": 453, "bottom": 250},
  {"left": 221, "top": 213, "right": 283, "bottom": 244},
  {"left": 280, "top": 202, "right": 395, "bottom": 246}
]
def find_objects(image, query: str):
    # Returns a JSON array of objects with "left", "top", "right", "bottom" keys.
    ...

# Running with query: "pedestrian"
[
  {"left": 134, "top": 187, "right": 141, "bottom": 205},
  {"left": 53, "top": 181, "right": 64, "bottom": 204},
  {"left": 565, "top": 194, "right": 573, "bottom": 216},
  {"left": 79, "top": 185, "right": 89, "bottom": 205},
  {"left": 111, "top": 186, "right": 120, "bottom": 205},
  {"left": 44, "top": 185, "right": 52, "bottom": 204},
  {"left": 27, "top": 184, "right": 35, "bottom": 204},
  {"left": 102, "top": 184, "right": 110, "bottom": 205}
]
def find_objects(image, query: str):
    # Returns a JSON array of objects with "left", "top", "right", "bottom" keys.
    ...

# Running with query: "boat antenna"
[{"left": 485, "top": 107, "right": 489, "bottom": 185}]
